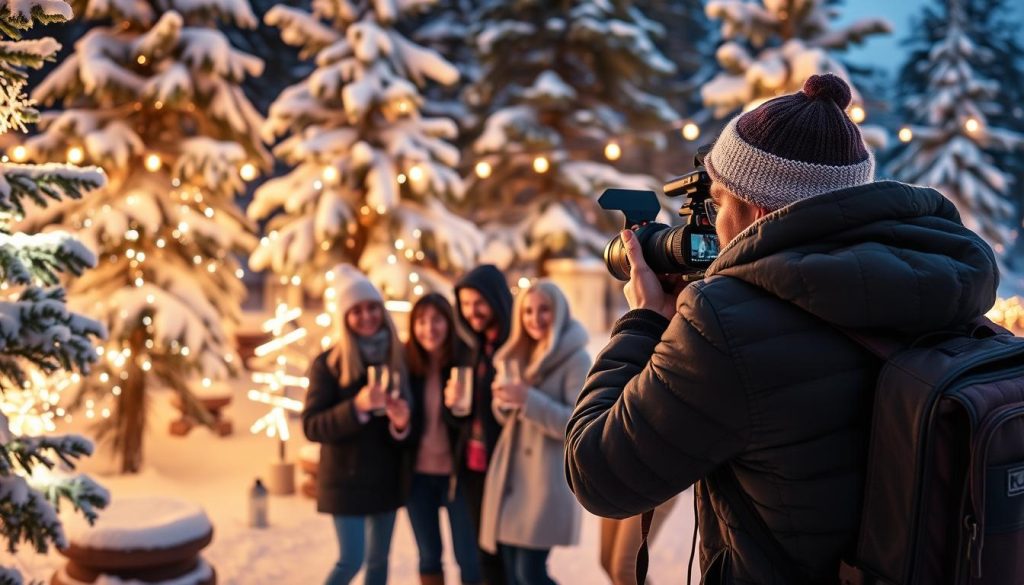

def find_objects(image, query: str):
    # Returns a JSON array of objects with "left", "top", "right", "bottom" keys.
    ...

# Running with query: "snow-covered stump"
[
  {"left": 53, "top": 497, "right": 215, "bottom": 585},
  {"left": 298, "top": 443, "right": 319, "bottom": 500},
  {"left": 168, "top": 383, "right": 234, "bottom": 438}
]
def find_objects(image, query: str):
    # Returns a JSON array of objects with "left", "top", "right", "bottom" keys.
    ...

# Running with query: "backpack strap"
[
  {"left": 635, "top": 510, "right": 654, "bottom": 585},
  {"left": 705, "top": 464, "right": 813, "bottom": 585}
]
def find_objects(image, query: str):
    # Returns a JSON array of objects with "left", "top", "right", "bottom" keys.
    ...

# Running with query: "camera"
[{"left": 599, "top": 145, "right": 720, "bottom": 281}]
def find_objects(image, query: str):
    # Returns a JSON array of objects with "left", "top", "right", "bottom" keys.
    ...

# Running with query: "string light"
[
  {"left": 240, "top": 163, "right": 257, "bottom": 181},
  {"left": 518, "top": 277, "right": 532, "bottom": 288},
  {"left": 898, "top": 127, "right": 913, "bottom": 143},
  {"left": 137, "top": 55, "right": 147, "bottom": 65},
  {"left": 67, "top": 146, "right": 84, "bottom": 164},
  {"left": 681, "top": 122, "right": 700, "bottom": 141},
  {"left": 322, "top": 166, "right": 339, "bottom": 183},
  {"left": 145, "top": 154, "right": 162, "bottom": 172},
  {"left": 408, "top": 165, "right": 424, "bottom": 183},
  {"left": 849, "top": 105, "right": 866, "bottom": 124},
  {"left": 604, "top": 141, "right": 622, "bottom": 161},
  {"left": 154, "top": 101, "right": 164, "bottom": 110},
  {"left": 533, "top": 156, "right": 550, "bottom": 174},
  {"left": 397, "top": 173, "right": 407, "bottom": 184},
  {"left": 475, "top": 161, "right": 492, "bottom": 179},
  {"left": 11, "top": 146, "right": 26, "bottom": 162},
  {"left": 965, "top": 117, "right": 980, "bottom": 133}
]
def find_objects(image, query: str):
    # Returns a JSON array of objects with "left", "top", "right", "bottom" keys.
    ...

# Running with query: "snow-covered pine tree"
[
  {"left": 0, "top": 1, "right": 109, "bottom": 581},
  {"left": 21, "top": 0, "right": 271, "bottom": 473},
  {"left": 633, "top": 0, "right": 712, "bottom": 176},
  {"left": 887, "top": 0, "right": 1024, "bottom": 296},
  {"left": 701, "top": 0, "right": 890, "bottom": 121},
  {"left": 252, "top": 0, "right": 481, "bottom": 300},
  {"left": 467, "top": 0, "right": 679, "bottom": 273},
  {"left": 411, "top": 0, "right": 479, "bottom": 133}
]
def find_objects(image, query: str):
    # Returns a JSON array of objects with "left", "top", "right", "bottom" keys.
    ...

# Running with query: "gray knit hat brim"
[{"left": 705, "top": 116, "right": 875, "bottom": 212}]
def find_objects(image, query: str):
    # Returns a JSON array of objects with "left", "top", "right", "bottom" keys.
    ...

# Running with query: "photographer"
[{"left": 564, "top": 74, "right": 999, "bottom": 583}]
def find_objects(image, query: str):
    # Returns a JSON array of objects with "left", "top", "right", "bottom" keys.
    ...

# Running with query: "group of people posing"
[{"left": 303, "top": 264, "right": 662, "bottom": 585}]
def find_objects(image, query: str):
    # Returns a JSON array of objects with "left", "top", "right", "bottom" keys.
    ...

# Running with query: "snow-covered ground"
[{"left": 3, "top": 335, "right": 702, "bottom": 584}]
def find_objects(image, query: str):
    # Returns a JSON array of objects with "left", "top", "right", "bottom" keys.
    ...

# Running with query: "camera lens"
[{"left": 603, "top": 224, "right": 688, "bottom": 281}]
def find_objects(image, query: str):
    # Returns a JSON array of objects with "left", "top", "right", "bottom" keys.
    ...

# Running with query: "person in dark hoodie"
[
  {"left": 446, "top": 265, "right": 513, "bottom": 585},
  {"left": 565, "top": 74, "right": 1000, "bottom": 584}
]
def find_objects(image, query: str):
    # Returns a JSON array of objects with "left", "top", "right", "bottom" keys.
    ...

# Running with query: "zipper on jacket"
[{"left": 967, "top": 402, "right": 1024, "bottom": 579}]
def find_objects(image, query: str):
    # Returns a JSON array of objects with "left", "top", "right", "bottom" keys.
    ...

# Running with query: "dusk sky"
[{"left": 835, "top": 0, "right": 1024, "bottom": 74}]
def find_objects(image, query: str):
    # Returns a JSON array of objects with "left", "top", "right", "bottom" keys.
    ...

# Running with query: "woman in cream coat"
[{"left": 479, "top": 281, "right": 591, "bottom": 585}]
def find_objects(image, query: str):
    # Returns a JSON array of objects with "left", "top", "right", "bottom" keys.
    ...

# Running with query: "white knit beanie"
[{"left": 333, "top": 264, "right": 383, "bottom": 316}]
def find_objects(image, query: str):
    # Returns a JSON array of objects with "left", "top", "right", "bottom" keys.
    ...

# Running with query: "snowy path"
[{"left": 4, "top": 337, "right": 703, "bottom": 584}]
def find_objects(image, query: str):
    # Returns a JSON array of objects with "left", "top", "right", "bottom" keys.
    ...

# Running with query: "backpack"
[
  {"left": 837, "top": 318, "right": 1024, "bottom": 584},
  {"left": 637, "top": 318, "right": 1024, "bottom": 585}
]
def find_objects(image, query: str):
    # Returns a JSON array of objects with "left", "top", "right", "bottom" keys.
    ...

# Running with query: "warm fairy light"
[
  {"left": 849, "top": 105, "right": 866, "bottom": 124},
  {"left": 254, "top": 327, "right": 307, "bottom": 357},
  {"left": 144, "top": 154, "right": 162, "bottom": 172},
  {"left": 67, "top": 146, "right": 84, "bottom": 164},
  {"left": 397, "top": 173, "right": 407, "bottom": 184},
  {"left": 137, "top": 55, "right": 147, "bottom": 65},
  {"left": 533, "top": 156, "right": 550, "bottom": 174},
  {"left": 236, "top": 268, "right": 244, "bottom": 278},
  {"left": 387, "top": 254, "right": 397, "bottom": 265},
  {"left": 965, "top": 117, "right": 980, "bottom": 133},
  {"left": 395, "top": 239, "right": 405, "bottom": 250},
  {"left": 413, "top": 285, "right": 424, "bottom": 296},
  {"left": 682, "top": 122, "right": 700, "bottom": 141},
  {"left": 518, "top": 277, "right": 532, "bottom": 289},
  {"left": 154, "top": 101, "right": 164, "bottom": 110},
  {"left": 475, "top": 161, "right": 492, "bottom": 179},
  {"left": 408, "top": 165, "right": 424, "bottom": 183},
  {"left": 313, "top": 179, "right": 323, "bottom": 191},
  {"left": 316, "top": 313, "right": 332, "bottom": 327},
  {"left": 322, "top": 166, "right": 339, "bottom": 183},
  {"left": 409, "top": 272, "right": 420, "bottom": 284},
  {"left": 240, "top": 163, "right": 258, "bottom": 181},
  {"left": 290, "top": 275, "right": 301, "bottom": 286},
  {"left": 898, "top": 127, "right": 913, "bottom": 143},
  {"left": 11, "top": 146, "right": 26, "bottom": 162},
  {"left": 604, "top": 141, "right": 622, "bottom": 161},
  {"left": 987, "top": 297, "right": 1023, "bottom": 333}
]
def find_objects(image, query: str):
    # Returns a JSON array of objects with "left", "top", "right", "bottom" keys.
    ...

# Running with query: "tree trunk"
[{"left": 115, "top": 329, "right": 147, "bottom": 474}]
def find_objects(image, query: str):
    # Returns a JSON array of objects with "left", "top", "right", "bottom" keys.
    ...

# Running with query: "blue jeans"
[
  {"left": 406, "top": 473, "right": 483, "bottom": 583},
  {"left": 326, "top": 511, "right": 397, "bottom": 585},
  {"left": 500, "top": 545, "right": 556, "bottom": 585}
]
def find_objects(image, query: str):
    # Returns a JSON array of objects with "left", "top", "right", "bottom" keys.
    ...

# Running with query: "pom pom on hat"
[{"left": 802, "top": 73, "right": 852, "bottom": 109}]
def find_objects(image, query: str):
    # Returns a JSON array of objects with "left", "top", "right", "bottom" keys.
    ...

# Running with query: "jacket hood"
[
  {"left": 495, "top": 280, "right": 590, "bottom": 382},
  {"left": 454, "top": 265, "right": 514, "bottom": 349},
  {"left": 705, "top": 181, "right": 999, "bottom": 335}
]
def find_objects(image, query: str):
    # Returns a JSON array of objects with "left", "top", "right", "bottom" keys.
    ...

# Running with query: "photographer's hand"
[{"left": 622, "top": 229, "right": 686, "bottom": 320}]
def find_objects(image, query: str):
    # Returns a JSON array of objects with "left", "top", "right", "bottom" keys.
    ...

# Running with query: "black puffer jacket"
[
  {"left": 303, "top": 351, "right": 409, "bottom": 516},
  {"left": 565, "top": 182, "right": 998, "bottom": 584}
]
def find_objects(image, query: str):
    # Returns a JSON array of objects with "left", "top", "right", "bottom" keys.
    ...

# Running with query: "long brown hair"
[{"left": 405, "top": 293, "right": 457, "bottom": 377}]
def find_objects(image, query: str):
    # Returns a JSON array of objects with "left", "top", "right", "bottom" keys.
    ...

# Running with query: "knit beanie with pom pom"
[{"left": 705, "top": 73, "right": 875, "bottom": 212}]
